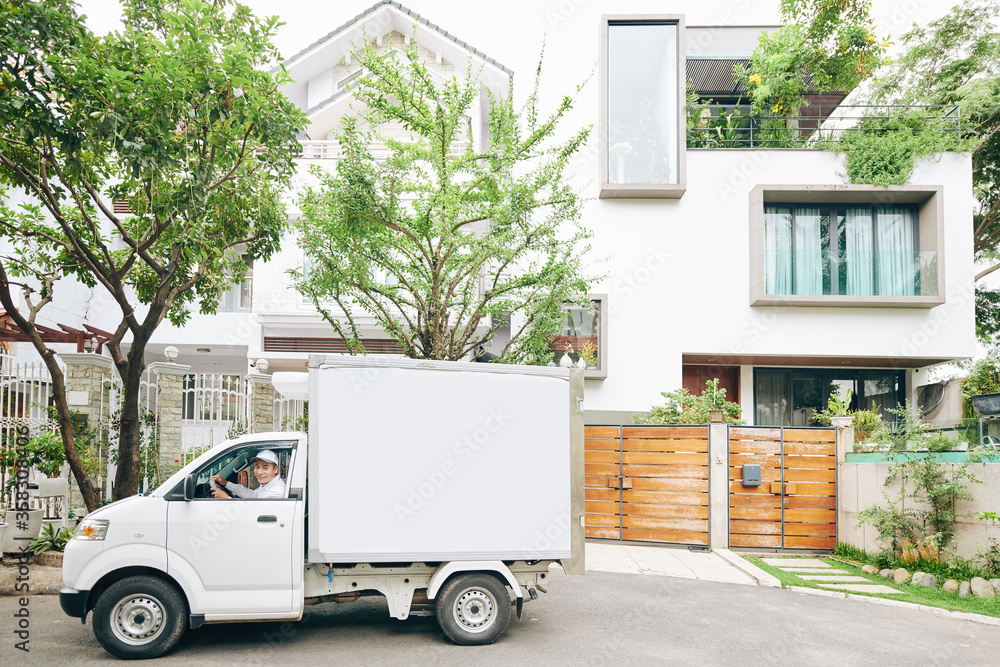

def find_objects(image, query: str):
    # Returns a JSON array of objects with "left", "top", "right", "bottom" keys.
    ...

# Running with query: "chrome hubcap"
[
  {"left": 110, "top": 595, "right": 165, "bottom": 646},
  {"left": 453, "top": 588, "right": 496, "bottom": 633}
]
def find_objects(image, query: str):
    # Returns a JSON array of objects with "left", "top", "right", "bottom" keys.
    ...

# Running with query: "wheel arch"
[
  {"left": 427, "top": 561, "right": 521, "bottom": 601},
  {"left": 86, "top": 567, "right": 187, "bottom": 618}
]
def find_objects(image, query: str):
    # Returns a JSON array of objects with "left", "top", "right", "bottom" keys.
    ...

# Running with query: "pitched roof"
[{"left": 283, "top": 0, "right": 512, "bottom": 76}]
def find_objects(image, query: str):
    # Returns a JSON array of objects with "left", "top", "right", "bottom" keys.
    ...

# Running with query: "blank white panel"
[{"left": 308, "top": 365, "right": 571, "bottom": 562}]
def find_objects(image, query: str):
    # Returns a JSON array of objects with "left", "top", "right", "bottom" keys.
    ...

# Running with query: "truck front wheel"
[
  {"left": 436, "top": 573, "right": 511, "bottom": 645},
  {"left": 92, "top": 575, "right": 188, "bottom": 659}
]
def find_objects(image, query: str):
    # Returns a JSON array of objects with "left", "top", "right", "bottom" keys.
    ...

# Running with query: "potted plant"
[
  {"left": 1, "top": 430, "right": 67, "bottom": 552},
  {"left": 28, "top": 522, "right": 73, "bottom": 567}
]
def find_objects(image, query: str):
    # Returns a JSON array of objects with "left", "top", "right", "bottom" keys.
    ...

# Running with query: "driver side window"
[{"left": 194, "top": 444, "right": 293, "bottom": 499}]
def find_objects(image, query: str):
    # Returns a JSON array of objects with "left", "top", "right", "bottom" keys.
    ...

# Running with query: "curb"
[
  {"left": 787, "top": 585, "right": 1000, "bottom": 626},
  {"left": 715, "top": 549, "right": 781, "bottom": 588},
  {"left": 0, "top": 564, "right": 62, "bottom": 596}
]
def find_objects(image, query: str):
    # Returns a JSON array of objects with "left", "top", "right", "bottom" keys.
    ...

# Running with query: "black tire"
[
  {"left": 93, "top": 575, "right": 188, "bottom": 660},
  {"left": 436, "top": 573, "right": 511, "bottom": 646}
]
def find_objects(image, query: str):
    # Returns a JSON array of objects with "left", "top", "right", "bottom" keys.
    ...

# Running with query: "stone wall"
[
  {"left": 247, "top": 374, "right": 275, "bottom": 433},
  {"left": 147, "top": 362, "right": 190, "bottom": 479},
  {"left": 839, "top": 461, "right": 1000, "bottom": 560}
]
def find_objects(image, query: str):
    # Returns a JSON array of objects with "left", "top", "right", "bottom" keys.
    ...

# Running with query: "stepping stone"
[
  {"left": 783, "top": 568, "right": 848, "bottom": 573},
  {"left": 817, "top": 583, "right": 906, "bottom": 594},
  {"left": 762, "top": 558, "right": 831, "bottom": 568},
  {"left": 798, "top": 575, "right": 872, "bottom": 583}
]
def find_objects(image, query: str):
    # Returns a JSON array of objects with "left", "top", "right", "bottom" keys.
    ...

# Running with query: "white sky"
[{"left": 73, "top": 0, "right": 959, "bottom": 63}]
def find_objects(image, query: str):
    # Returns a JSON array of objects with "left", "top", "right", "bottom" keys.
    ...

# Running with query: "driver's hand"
[
  {"left": 210, "top": 488, "right": 228, "bottom": 499},
  {"left": 210, "top": 474, "right": 227, "bottom": 487}
]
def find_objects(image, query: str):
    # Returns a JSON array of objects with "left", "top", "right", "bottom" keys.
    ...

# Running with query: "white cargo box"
[{"left": 307, "top": 356, "right": 584, "bottom": 564}]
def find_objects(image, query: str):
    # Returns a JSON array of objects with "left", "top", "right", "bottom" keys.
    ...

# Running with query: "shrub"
[{"left": 635, "top": 378, "right": 745, "bottom": 425}]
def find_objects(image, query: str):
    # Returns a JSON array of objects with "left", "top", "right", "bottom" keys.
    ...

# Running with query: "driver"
[{"left": 210, "top": 449, "right": 285, "bottom": 499}]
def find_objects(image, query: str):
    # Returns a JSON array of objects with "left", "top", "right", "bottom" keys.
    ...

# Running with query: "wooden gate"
[
  {"left": 584, "top": 425, "right": 710, "bottom": 546},
  {"left": 728, "top": 426, "right": 837, "bottom": 550}
]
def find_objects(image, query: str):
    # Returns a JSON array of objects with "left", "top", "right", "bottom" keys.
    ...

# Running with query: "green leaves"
[
  {"left": 293, "top": 36, "right": 595, "bottom": 362},
  {"left": 738, "top": 0, "right": 889, "bottom": 116}
]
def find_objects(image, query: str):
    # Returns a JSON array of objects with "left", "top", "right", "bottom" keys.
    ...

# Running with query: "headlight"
[{"left": 74, "top": 518, "right": 109, "bottom": 541}]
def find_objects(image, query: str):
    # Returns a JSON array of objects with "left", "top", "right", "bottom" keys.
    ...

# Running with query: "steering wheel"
[{"left": 195, "top": 480, "right": 234, "bottom": 498}]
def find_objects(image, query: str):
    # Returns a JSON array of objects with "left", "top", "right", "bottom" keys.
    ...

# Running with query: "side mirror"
[{"left": 184, "top": 475, "right": 197, "bottom": 501}]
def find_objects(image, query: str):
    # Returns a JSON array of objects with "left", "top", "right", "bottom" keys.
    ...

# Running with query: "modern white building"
[{"left": 4, "top": 0, "right": 976, "bottom": 427}]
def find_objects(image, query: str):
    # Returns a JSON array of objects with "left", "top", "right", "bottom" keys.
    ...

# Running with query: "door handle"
[
  {"left": 607, "top": 476, "right": 633, "bottom": 490},
  {"left": 257, "top": 515, "right": 277, "bottom": 522}
]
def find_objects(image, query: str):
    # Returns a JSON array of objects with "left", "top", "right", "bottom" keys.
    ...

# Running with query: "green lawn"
[{"left": 743, "top": 555, "right": 1000, "bottom": 619}]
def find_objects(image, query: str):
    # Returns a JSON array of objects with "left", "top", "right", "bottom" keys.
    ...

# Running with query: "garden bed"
[{"left": 742, "top": 554, "right": 1000, "bottom": 618}]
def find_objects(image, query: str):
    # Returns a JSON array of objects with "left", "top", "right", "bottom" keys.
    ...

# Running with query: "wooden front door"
[
  {"left": 584, "top": 425, "right": 710, "bottom": 546},
  {"left": 728, "top": 426, "right": 837, "bottom": 550}
]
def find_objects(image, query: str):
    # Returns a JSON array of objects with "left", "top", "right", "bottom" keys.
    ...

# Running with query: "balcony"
[{"left": 686, "top": 104, "right": 962, "bottom": 149}]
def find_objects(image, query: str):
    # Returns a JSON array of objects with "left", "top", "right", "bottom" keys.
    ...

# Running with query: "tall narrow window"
[{"left": 601, "top": 17, "right": 685, "bottom": 198}]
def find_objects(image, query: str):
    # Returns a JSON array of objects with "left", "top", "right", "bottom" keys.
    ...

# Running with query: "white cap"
[{"left": 250, "top": 450, "right": 280, "bottom": 466}]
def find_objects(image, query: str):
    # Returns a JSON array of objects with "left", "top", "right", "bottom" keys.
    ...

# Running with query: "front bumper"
[{"left": 59, "top": 587, "right": 89, "bottom": 621}]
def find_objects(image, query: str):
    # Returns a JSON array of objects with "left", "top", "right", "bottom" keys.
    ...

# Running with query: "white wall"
[{"left": 583, "top": 151, "right": 975, "bottom": 413}]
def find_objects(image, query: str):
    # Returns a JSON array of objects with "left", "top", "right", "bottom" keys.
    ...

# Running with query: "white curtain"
[
  {"left": 764, "top": 207, "right": 792, "bottom": 294},
  {"left": 794, "top": 207, "right": 823, "bottom": 295},
  {"left": 844, "top": 208, "right": 874, "bottom": 295},
  {"left": 876, "top": 207, "right": 916, "bottom": 296}
]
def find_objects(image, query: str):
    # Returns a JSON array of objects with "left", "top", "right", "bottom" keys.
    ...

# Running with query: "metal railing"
[{"left": 687, "top": 104, "right": 962, "bottom": 149}]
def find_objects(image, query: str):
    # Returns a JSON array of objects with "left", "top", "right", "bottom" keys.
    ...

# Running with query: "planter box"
[
  {"left": 32, "top": 551, "right": 63, "bottom": 568},
  {"left": 970, "top": 393, "right": 1000, "bottom": 416},
  {"left": 846, "top": 451, "right": 1000, "bottom": 463},
  {"left": 1, "top": 508, "right": 44, "bottom": 554}
]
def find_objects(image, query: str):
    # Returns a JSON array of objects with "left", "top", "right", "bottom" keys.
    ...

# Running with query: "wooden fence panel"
[
  {"left": 728, "top": 426, "right": 837, "bottom": 550},
  {"left": 584, "top": 425, "right": 710, "bottom": 547}
]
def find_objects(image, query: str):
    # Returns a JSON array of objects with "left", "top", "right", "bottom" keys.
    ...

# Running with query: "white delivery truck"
[{"left": 60, "top": 356, "right": 585, "bottom": 659}]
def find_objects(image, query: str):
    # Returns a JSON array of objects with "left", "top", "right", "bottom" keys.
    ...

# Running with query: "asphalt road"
[{"left": 2, "top": 569, "right": 998, "bottom": 666}]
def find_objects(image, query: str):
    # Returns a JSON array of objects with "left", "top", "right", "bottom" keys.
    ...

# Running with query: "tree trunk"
[
  {"left": 44, "top": 353, "right": 103, "bottom": 512},
  {"left": 111, "top": 341, "right": 148, "bottom": 500},
  {"left": 0, "top": 268, "right": 103, "bottom": 511}
]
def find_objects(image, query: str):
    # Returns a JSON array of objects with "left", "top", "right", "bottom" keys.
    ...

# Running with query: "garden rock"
[
  {"left": 942, "top": 579, "right": 959, "bottom": 593},
  {"left": 959, "top": 581, "right": 971, "bottom": 598},
  {"left": 909, "top": 571, "right": 926, "bottom": 585},
  {"left": 971, "top": 577, "right": 996, "bottom": 599},
  {"left": 862, "top": 565, "right": 879, "bottom": 575},
  {"left": 880, "top": 568, "right": 892, "bottom": 579},
  {"left": 893, "top": 568, "right": 910, "bottom": 584},
  {"left": 991, "top": 579, "right": 1000, "bottom": 594},
  {"left": 920, "top": 574, "right": 937, "bottom": 588}
]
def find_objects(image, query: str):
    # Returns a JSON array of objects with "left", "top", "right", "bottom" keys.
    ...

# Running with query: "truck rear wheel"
[
  {"left": 93, "top": 575, "right": 188, "bottom": 659},
  {"left": 436, "top": 573, "right": 511, "bottom": 645}
]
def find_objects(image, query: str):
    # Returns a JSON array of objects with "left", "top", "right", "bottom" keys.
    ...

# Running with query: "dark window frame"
[{"left": 752, "top": 367, "right": 905, "bottom": 427}]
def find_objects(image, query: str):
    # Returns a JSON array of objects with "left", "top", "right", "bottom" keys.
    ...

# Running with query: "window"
[
  {"left": 765, "top": 203, "right": 929, "bottom": 297},
  {"left": 219, "top": 255, "right": 252, "bottom": 312},
  {"left": 600, "top": 16, "right": 686, "bottom": 199},
  {"left": 547, "top": 296, "right": 607, "bottom": 379},
  {"left": 750, "top": 185, "right": 944, "bottom": 307},
  {"left": 179, "top": 442, "right": 295, "bottom": 499},
  {"left": 754, "top": 368, "right": 904, "bottom": 426}
]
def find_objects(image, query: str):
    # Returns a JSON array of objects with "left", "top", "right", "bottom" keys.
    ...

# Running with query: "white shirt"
[{"left": 226, "top": 476, "right": 286, "bottom": 499}]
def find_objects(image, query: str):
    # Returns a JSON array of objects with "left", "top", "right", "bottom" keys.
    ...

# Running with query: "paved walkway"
[{"left": 584, "top": 542, "right": 768, "bottom": 586}]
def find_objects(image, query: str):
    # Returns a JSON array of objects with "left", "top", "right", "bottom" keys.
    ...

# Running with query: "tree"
[
  {"left": 737, "top": 0, "right": 889, "bottom": 116},
  {"left": 0, "top": 0, "right": 307, "bottom": 508},
  {"left": 293, "top": 39, "right": 595, "bottom": 363},
  {"left": 862, "top": 0, "right": 1000, "bottom": 343}
]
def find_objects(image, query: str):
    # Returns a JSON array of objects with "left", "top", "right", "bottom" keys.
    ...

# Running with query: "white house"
[{"left": 6, "top": 0, "right": 976, "bottom": 428}]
